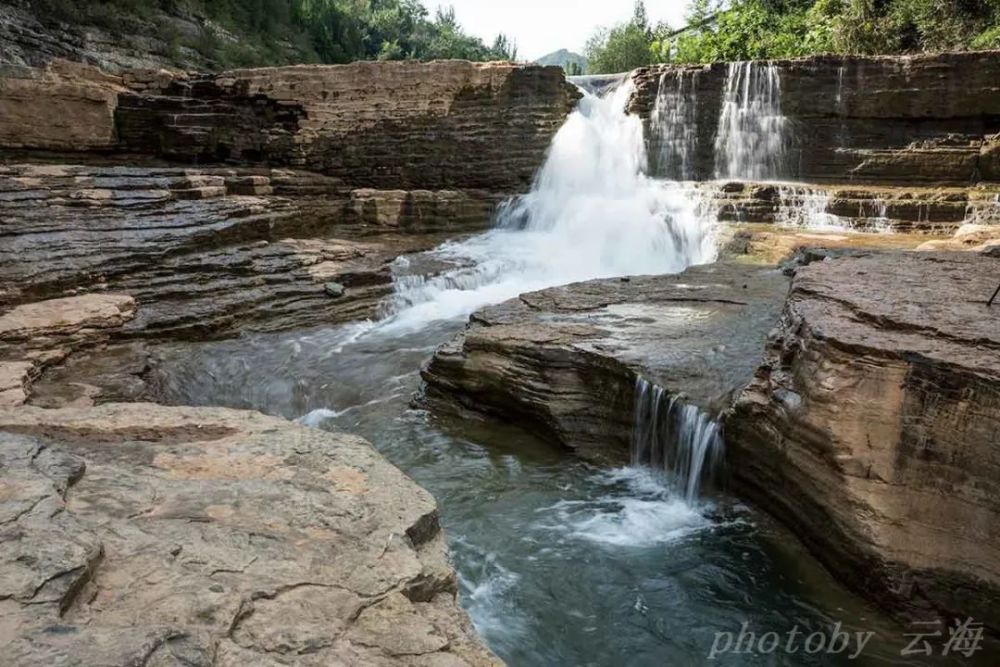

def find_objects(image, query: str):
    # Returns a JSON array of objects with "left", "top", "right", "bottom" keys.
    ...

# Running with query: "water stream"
[{"left": 145, "top": 74, "right": 971, "bottom": 665}]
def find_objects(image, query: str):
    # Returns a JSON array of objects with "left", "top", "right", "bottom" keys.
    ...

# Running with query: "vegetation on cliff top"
[
  {"left": 33, "top": 0, "right": 517, "bottom": 68},
  {"left": 585, "top": 0, "right": 1000, "bottom": 73}
]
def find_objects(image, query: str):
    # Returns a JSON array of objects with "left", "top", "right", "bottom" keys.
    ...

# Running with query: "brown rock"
[
  {"left": 727, "top": 250, "right": 1000, "bottom": 629},
  {"left": 113, "top": 61, "right": 578, "bottom": 192},
  {"left": 0, "top": 60, "right": 122, "bottom": 151},
  {"left": 422, "top": 263, "right": 788, "bottom": 458},
  {"left": 0, "top": 402, "right": 500, "bottom": 666}
]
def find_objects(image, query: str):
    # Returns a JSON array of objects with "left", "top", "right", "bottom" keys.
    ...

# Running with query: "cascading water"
[
  {"left": 650, "top": 68, "right": 700, "bottom": 181},
  {"left": 714, "top": 61, "right": 790, "bottom": 181},
  {"left": 775, "top": 185, "right": 846, "bottom": 230},
  {"left": 379, "top": 80, "right": 717, "bottom": 332},
  {"left": 631, "top": 377, "right": 725, "bottom": 502}
]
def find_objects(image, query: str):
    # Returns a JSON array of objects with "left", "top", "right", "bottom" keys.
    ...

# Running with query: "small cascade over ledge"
[{"left": 631, "top": 377, "right": 725, "bottom": 502}]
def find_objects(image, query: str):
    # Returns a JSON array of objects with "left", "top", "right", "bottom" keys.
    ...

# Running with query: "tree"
[{"left": 584, "top": 0, "right": 659, "bottom": 73}]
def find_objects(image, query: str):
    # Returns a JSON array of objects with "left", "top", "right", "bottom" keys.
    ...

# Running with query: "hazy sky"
[{"left": 423, "top": 1, "right": 692, "bottom": 61}]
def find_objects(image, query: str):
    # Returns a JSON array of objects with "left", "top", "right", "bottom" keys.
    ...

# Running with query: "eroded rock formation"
[
  {"left": 0, "top": 57, "right": 572, "bottom": 664},
  {"left": 421, "top": 263, "right": 789, "bottom": 458},
  {"left": 0, "top": 403, "right": 500, "bottom": 666},
  {"left": 726, "top": 251, "right": 1000, "bottom": 630}
]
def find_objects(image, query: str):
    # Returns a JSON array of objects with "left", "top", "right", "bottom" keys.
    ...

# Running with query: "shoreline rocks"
[
  {"left": 0, "top": 402, "right": 501, "bottom": 666},
  {"left": 727, "top": 250, "right": 1000, "bottom": 630},
  {"left": 421, "top": 249, "right": 1000, "bottom": 631}
]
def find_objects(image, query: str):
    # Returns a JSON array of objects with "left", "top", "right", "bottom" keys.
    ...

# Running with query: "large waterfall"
[{"left": 380, "top": 80, "right": 717, "bottom": 332}]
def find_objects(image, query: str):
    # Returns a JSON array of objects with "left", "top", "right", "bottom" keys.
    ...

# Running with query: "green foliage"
[
  {"left": 33, "top": 0, "right": 519, "bottom": 68},
  {"left": 584, "top": 1, "right": 656, "bottom": 73},
  {"left": 583, "top": 0, "right": 1000, "bottom": 72}
]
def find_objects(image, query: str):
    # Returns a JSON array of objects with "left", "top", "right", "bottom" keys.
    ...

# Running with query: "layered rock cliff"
[
  {"left": 727, "top": 251, "right": 1000, "bottom": 630},
  {"left": 422, "top": 263, "right": 789, "bottom": 458},
  {"left": 631, "top": 51, "right": 1000, "bottom": 186},
  {"left": 423, "top": 249, "right": 1000, "bottom": 630},
  {"left": 0, "top": 59, "right": 572, "bottom": 340}
]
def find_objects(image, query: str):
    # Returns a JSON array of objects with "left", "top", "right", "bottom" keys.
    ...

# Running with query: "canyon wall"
[
  {"left": 0, "top": 59, "right": 572, "bottom": 321},
  {"left": 727, "top": 251, "right": 1000, "bottom": 630},
  {"left": 630, "top": 51, "right": 1000, "bottom": 186}
]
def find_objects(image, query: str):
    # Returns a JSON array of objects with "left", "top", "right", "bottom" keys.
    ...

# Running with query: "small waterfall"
[
  {"left": 965, "top": 193, "right": 1000, "bottom": 226},
  {"left": 775, "top": 185, "right": 845, "bottom": 230},
  {"left": 650, "top": 69, "right": 700, "bottom": 181},
  {"left": 631, "top": 377, "right": 724, "bottom": 502},
  {"left": 714, "top": 62, "right": 789, "bottom": 181},
  {"left": 858, "top": 196, "right": 892, "bottom": 233}
]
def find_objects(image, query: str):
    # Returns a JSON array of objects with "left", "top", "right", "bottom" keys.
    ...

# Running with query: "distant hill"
[{"left": 534, "top": 49, "right": 587, "bottom": 73}]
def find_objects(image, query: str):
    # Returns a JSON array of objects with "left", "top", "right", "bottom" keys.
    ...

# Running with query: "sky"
[{"left": 423, "top": 1, "right": 692, "bottom": 62}]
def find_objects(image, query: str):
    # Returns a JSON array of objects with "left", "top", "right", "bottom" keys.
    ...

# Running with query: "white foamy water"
[
  {"left": 537, "top": 467, "right": 710, "bottom": 549},
  {"left": 377, "top": 80, "right": 717, "bottom": 333}
]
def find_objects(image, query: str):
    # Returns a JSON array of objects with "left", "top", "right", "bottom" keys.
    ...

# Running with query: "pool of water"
[{"left": 146, "top": 319, "right": 988, "bottom": 666}]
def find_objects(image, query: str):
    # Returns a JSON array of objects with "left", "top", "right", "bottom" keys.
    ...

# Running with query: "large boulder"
[
  {"left": 0, "top": 402, "right": 500, "bottom": 666},
  {"left": 727, "top": 250, "right": 1000, "bottom": 629}
]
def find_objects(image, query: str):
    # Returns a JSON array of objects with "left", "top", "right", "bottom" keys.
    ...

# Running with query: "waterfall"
[
  {"left": 650, "top": 69, "right": 700, "bottom": 181},
  {"left": 774, "top": 185, "right": 845, "bottom": 230},
  {"left": 631, "top": 377, "right": 724, "bottom": 502},
  {"left": 378, "top": 80, "right": 717, "bottom": 332},
  {"left": 858, "top": 196, "right": 892, "bottom": 233},
  {"left": 714, "top": 61, "right": 789, "bottom": 181}
]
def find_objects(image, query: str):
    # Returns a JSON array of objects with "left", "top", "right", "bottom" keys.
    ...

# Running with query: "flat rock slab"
[
  {"left": 422, "top": 262, "right": 789, "bottom": 457},
  {"left": 0, "top": 403, "right": 499, "bottom": 666}
]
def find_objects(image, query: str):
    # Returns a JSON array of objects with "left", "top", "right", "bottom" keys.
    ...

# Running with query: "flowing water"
[
  {"left": 715, "top": 62, "right": 790, "bottom": 181},
  {"left": 146, "top": 76, "right": 975, "bottom": 665}
]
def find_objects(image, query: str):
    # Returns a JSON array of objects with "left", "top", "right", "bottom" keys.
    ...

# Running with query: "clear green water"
[{"left": 149, "top": 321, "right": 990, "bottom": 666}]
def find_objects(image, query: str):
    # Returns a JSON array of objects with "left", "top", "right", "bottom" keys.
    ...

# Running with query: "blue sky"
[{"left": 423, "top": 1, "right": 692, "bottom": 61}]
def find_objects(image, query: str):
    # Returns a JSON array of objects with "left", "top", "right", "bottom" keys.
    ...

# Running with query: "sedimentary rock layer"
[
  {"left": 421, "top": 263, "right": 788, "bottom": 457},
  {"left": 0, "top": 59, "right": 579, "bottom": 192},
  {"left": 115, "top": 61, "right": 579, "bottom": 191},
  {"left": 0, "top": 163, "right": 498, "bottom": 337},
  {"left": 704, "top": 180, "right": 1000, "bottom": 234},
  {"left": 727, "top": 251, "right": 1000, "bottom": 629},
  {"left": 631, "top": 52, "right": 1000, "bottom": 185},
  {"left": 0, "top": 402, "right": 500, "bottom": 666}
]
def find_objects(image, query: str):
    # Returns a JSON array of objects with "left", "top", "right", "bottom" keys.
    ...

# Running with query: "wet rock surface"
[
  {"left": 704, "top": 180, "right": 1000, "bottom": 234},
  {"left": 421, "top": 263, "right": 789, "bottom": 458},
  {"left": 727, "top": 250, "right": 1000, "bottom": 629},
  {"left": 0, "top": 402, "right": 500, "bottom": 666}
]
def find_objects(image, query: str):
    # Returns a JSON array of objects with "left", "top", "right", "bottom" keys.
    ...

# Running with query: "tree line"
[
  {"left": 34, "top": 0, "right": 517, "bottom": 68},
  {"left": 585, "top": 0, "right": 1000, "bottom": 74}
]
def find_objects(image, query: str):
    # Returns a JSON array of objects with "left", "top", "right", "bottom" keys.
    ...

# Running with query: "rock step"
[{"left": 701, "top": 180, "right": 1000, "bottom": 233}]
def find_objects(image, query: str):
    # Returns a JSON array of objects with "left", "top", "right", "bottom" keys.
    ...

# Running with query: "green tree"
[{"left": 584, "top": 1, "right": 658, "bottom": 73}]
